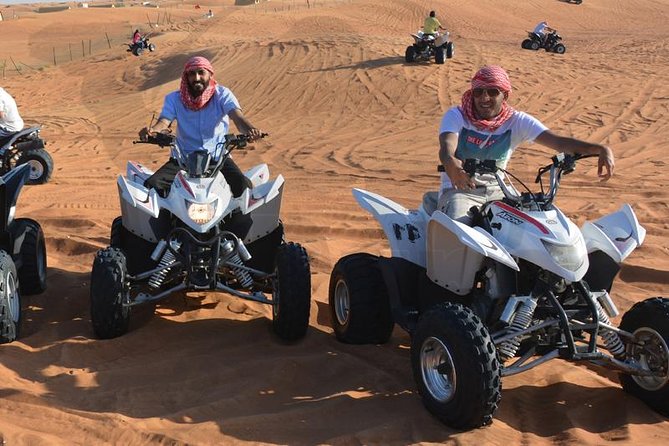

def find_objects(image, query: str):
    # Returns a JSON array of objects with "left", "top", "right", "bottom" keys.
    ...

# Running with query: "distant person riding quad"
[
  {"left": 533, "top": 20, "right": 556, "bottom": 46},
  {"left": 424, "top": 11, "right": 446, "bottom": 36},
  {"left": 132, "top": 29, "right": 142, "bottom": 46}
]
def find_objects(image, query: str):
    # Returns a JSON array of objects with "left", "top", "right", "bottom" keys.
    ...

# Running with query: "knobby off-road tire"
[
  {"left": 411, "top": 302, "right": 501, "bottom": 430},
  {"left": 530, "top": 40, "right": 540, "bottom": 50},
  {"left": 405, "top": 46, "right": 417, "bottom": 63},
  {"left": 110, "top": 216, "right": 157, "bottom": 276},
  {"left": 90, "top": 247, "right": 131, "bottom": 339},
  {"left": 554, "top": 44, "right": 566, "bottom": 54},
  {"left": 272, "top": 242, "right": 311, "bottom": 341},
  {"left": 12, "top": 218, "right": 47, "bottom": 295},
  {"left": 0, "top": 251, "right": 21, "bottom": 344},
  {"left": 435, "top": 46, "right": 445, "bottom": 64},
  {"left": 148, "top": 43, "right": 156, "bottom": 52},
  {"left": 619, "top": 297, "right": 669, "bottom": 415},
  {"left": 446, "top": 41, "right": 454, "bottom": 59},
  {"left": 328, "top": 253, "right": 394, "bottom": 344},
  {"left": 17, "top": 148, "right": 54, "bottom": 185},
  {"left": 521, "top": 39, "right": 532, "bottom": 49}
]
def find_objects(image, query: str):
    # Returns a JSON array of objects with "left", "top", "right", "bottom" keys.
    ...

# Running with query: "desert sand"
[{"left": 1, "top": 0, "right": 668, "bottom": 444}]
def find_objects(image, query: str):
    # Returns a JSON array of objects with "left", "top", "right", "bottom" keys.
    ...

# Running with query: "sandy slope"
[{"left": 1, "top": 0, "right": 668, "bottom": 444}]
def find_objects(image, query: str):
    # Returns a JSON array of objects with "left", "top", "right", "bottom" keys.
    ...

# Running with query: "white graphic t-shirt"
[{"left": 438, "top": 107, "right": 548, "bottom": 190}]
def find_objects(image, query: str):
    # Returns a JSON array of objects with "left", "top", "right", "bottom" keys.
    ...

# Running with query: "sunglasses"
[{"left": 472, "top": 88, "right": 502, "bottom": 98}]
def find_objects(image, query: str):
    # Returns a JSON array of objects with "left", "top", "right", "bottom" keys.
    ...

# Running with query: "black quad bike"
[
  {"left": 0, "top": 126, "right": 54, "bottom": 185},
  {"left": 90, "top": 133, "right": 311, "bottom": 342},
  {"left": 0, "top": 163, "right": 48, "bottom": 344},
  {"left": 329, "top": 154, "right": 668, "bottom": 430},
  {"left": 127, "top": 35, "right": 156, "bottom": 57},
  {"left": 522, "top": 31, "right": 566, "bottom": 54},
  {"left": 405, "top": 31, "right": 455, "bottom": 65}
]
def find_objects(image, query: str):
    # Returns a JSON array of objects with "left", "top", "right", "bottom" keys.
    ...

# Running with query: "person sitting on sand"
[
  {"left": 423, "top": 11, "right": 446, "bottom": 36},
  {"left": 138, "top": 56, "right": 263, "bottom": 198},
  {"left": 437, "top": 65, "right": 614, "bottom": 225},
  {"left": 0, "top": 87, "right": 24, "bottom": 139}
]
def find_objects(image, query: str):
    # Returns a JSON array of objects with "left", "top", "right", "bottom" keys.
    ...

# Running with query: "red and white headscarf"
[
  {"left": 459, "top": 65, "right": 515, "bottom": 132},
  {"left": 179, "top": 56, "right": 217, "bottom": 111}
]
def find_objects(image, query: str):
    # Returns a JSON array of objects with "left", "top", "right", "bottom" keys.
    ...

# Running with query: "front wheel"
[
  {"left": 0, "top": 251, "right": 21, "bottom": 344},
  {"left": 554, "top": 44, "right": 566, "bottom": 54},
  {"left": 411, "top": 303, "right": 501, "bottom": 429},
  {"left": 272, "top": 242, "right": 311, "bottom": 341},
  {"left": 619, "top": 297, "right": 669, "bottom": 415},
  {"left": 90, "top": 247, "right": 131, "bottom": 339},
  {"left": 148, "top": 43, "right": 156, "bottom": 52},
  {"left": 16, "top": 148, "right": 54, "bottom": 184},
  {"left": 521, "top": 39, "right": 532, "bottom": 49},
  {"left": 328, "top": 253, "right": 393, "bottom": 344},
  {"left": 11, "top": 218, "right": 47, "bottom": 295}
]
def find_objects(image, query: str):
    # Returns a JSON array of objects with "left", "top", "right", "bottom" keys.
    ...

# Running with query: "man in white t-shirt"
[
  {"left": 438, "top": 65, "right": 614, "bottom": 225},
  {"left": 533, "top": 21, "right": 555, "bottom": 46},
  {"left": 0, "top": 87, "right": 24, "bottom": 138}
]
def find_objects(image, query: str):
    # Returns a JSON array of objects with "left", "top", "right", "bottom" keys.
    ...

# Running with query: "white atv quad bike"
[
  {"left": 0, "top": 163, "right": 48, "bottom": 343},
  {"left": 405, "top": 31, "right": 454, "bottom": 64},
  {"left": 90, "top": 133, "right": 311, "bottom": 341},
  {"left": 329, "top": 153, "right": 668, "bottom": 429}
]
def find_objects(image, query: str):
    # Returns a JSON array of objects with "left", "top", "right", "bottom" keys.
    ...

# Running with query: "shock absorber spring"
[
  {"left": 149, "top": 246, "right": 178, "bottom": 289},
  {"left": 595, "top": 301, "right": 625, "bottom": 357},
  {"left": 499, "top": 298, "right": 538, "bottom": 362},
  {"left": 228, "top": 253, "right": 253, "bottom": 288}
]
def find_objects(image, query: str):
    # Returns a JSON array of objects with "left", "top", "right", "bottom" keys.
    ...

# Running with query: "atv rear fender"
[
  {"left": 352, "top": 188, "right": 428, "bottom": 268},
  {"left": 426, "top": 210, "right": 518, "bottom": 296}
]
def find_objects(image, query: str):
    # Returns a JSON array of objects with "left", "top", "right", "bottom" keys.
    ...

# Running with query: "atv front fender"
[
  {"left": 426, "top": 211, "right": 518, "bottom": 296},
  {"left": 581, "top": 204, "right": 646, "bottom": 263}
]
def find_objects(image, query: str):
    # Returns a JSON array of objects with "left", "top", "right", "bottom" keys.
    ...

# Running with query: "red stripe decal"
[
  {"left": 177, "top": 172, "right": 195, "bottom": 198},
  {"left": 494, "top": 201, "right": 549, "bottom": 234}
]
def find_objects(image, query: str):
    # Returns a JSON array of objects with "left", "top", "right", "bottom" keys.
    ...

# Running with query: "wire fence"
[{"left": 0, "top": 0, "right": 355, "bottom": 78}]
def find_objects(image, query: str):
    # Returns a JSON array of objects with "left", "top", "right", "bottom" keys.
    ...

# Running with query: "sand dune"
[{"left": 1, "top": 0, "right": 668, "bottom": 444}]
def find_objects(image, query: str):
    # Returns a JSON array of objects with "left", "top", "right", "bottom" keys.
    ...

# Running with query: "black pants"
[{"left": 144, "top": 157, "right": 252, "bottom": 198}]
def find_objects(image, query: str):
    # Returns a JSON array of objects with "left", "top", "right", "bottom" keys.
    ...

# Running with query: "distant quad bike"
[
  {"left": 90, "top": 132, "right": 311, "bottom": 342},
  {"left": 127, "top": 35, "right": 156, "bottom": 57},
  {"left": 405, "top": 31, "right": 454, "bottom": 65},
  {"left": 0, "top": 126, "right": 54, "bottom": 185},
  {"left": 329, "top": 153, "right": 669, "bottom": 429},
  {"left": 0, "top": 164, "right": 48, "bottom": 344},
  {"left": 521, "top": 31, "right": 566, "bottom": 54}
]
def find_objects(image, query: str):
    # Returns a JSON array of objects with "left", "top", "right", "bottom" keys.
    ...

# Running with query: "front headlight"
[
  {"left": 541, "top": 239, "right": 586, "bottom": 272},
  {"left": 186, "top": 200, "right": 217, "bottom": 224}
]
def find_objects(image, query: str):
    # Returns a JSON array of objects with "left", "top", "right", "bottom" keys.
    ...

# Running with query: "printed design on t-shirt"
[{"left": 455, "top": 128, "right": 513, "bottom": 164}]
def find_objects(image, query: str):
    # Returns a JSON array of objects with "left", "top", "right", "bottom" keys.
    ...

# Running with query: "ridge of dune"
[{"left": 1, "top": 0, "right": 668, "bottom": 444}]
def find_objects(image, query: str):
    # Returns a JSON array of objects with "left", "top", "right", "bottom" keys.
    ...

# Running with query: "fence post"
[
  {"left": 53, "top": 47, "right": 56, "bottom": 66},
  {"left": 82, "top": 40, "right": 85, "bottom": 58},
  {"left": 105, "top": 32, "right": 112, "bottom": 49},
  {"left": 89, "top": 39, "right": 92, "bottom": 56},
  {"left": 1, "top": 60, "right": 5, "bottom": 79},
  {"left": 69, "top": 43, "right": 73, "bottom": 61},
  {"left": 9, "top": 57, "right": 21, "bottom": 74}
]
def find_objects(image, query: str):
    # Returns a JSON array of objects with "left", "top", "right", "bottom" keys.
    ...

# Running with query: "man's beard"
[{"left": 187, "top": 80, "right": 207, "bottom": 98}]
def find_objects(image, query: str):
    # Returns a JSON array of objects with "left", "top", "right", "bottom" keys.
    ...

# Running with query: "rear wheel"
[
  {"left": 11, "top": 218, "right": 47, "bottom": 295},
  {"left": 328, "top": 253, "right": 394, "bottom": 344},
  {"left": 272, "top": 242, "right": 311, "bottom": 341},
  {"left": 16, "top": 148, "right": 53, "bottom": 185},
  {"left": 0, "top": 251, "right": 20, "bottom": 344},
  {"left": 446, "top": 42, "right": 454, "bottom": 59},
  {"left": 405, "top": 45, "right": 417, "bottom": 63},
  {"left": 411, "top": 303, "right": 501, "bottom": 429},
  {"left": 133, "top": 46, "right": 143, "bottom": 56},
  {"left": 530, "top": 40, "right": 540, "bottom": 50},
  {"left": 619, "top": 297, "right": 669, "bottom": 415},
  {"left": 90, "top": 247, "right": 131, "bottom": 339},
  {"left": 434, "top": 46, "right": 445, "bottom": 64}
]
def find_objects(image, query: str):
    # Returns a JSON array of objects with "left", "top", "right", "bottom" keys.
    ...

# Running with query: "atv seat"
[{"left": 422, "top": 191, "right": 439, "bottom": 216}]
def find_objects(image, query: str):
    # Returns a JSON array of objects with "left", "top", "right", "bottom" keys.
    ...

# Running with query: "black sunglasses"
[{"left": 472, "top": 88, "right": 502, "bottom": 98}]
